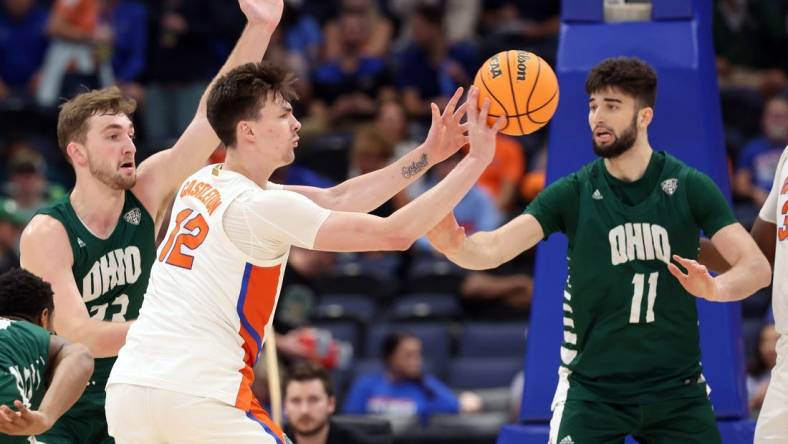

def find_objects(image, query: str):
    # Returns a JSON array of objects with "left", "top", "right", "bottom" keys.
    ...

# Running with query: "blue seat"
[
  {"left": 315, "top": 271, "right": 393, "bottom": 299},
  {"left": 460, "top": 323, "right": 527, "bottom": 358},
  {"left": 352, "top": 358, "right": 438, "bottom": 379},
  {"left": 312, "top": 320, "right": 362, "bottom": 353},
  {"left": 447, "top": 357, "right": 522, "bottom": 390},
  {"left": 315, "top": 293, "right": 376, "bottom": 321},
  {"left": 390, "top": 293, "right": 462, "bottom": 320}
]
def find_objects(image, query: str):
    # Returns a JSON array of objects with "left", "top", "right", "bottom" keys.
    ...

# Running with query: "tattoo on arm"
[{"left": 401, "top": 154, "right": 429, "bottom": 179}]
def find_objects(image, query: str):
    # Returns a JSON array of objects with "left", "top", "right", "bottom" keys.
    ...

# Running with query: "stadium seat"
[
  {"left": 459, "top": 322, "right": 527, "bottom": 358},
  {"left": 315, "top": 270, "right": 393, "bottom": 299},
  {"left": 389, "top": 293, "right": 462, "bottom": 321},
  {"left": 447, "top": 357, "right": 522, "bottom": 390},
  {"left": 405, "top": 259, "right": 466, "bottom": 294},
  {"left": 315, "top": 293, "right": 377, "bottom": 321},
  {"left": 311, "top": 319, "right": 362, "bottom": 353}
]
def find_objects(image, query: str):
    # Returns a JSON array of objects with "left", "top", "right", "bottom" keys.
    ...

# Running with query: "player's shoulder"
[
  {"left": 20, "top": 214, "right": 73, "bottom": 266},
  {"left": 22, "top": 213, "right": 69, "bottom": 243}
]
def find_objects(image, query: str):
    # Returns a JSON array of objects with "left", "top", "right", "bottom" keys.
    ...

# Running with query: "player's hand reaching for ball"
[
  {"left": 668, "top": 255, "right": 721, "bottom": 301},
  {"left": 239, "top": 0, "right": 283, "bottom": 30},
  {"left": 423, "top": 87, "right": 469, "bottom": 163},
  {"left": 466, "top": 86, "right": 506, "bottom": 165}
]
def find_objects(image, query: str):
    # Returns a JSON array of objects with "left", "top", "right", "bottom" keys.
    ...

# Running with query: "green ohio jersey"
[
  {"left": 36, "top": 191, "right": 155, "bottom": 411},
  {"left": 0, "top": 319, "right": 50, "bottom": 444},
  {"left": 526, "top": 151, "right": 736, "bottom": 403}
]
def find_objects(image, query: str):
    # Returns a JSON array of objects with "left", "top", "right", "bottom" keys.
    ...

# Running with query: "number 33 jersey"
[
  {"left": 110, "top": 164, "right": 329, "bottom": 411},
  {"left": 525, "top": 151, "right": 737, "bottom": 403}
]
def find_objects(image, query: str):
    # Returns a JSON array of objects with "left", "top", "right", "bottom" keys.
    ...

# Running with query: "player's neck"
[
  {"left": 70, "top": 178, "right": 126, "bottom": 238},
  {"left": 603, "top": 139, "right": 653, "bottom": 183},
  {"left": 223, "top": 147, "right": 275, "bottom": 188},
  {"left": 295, "top": 423, "right": 330, "bottom": 444}
]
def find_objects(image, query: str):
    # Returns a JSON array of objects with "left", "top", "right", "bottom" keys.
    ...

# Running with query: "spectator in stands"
[
  {"left": 342, "top": 332, "right": 481, "bottom": 422},
  {"left": 36, "top": 0, "right": 102, "bottom": 106},
  {"left": 384, "top": 0, "right": 480, "bottom": 45},
  {"left": 395, "top": 2, "right": 477, "bottom": 120},
  {"left": 284, "top": 361, "right": 381, "bottom": 444},
  {"left": 0, "top": 0, "right": 49, "bottom": 101},
  {"left": 733, "top": 92, "right": 788, "bottom": 208},
  {"left": 478, "top": 134, "right": 525, "bottom": 213},
  {"left": 478, "top": 0, "right": 560, "bottom": 64},
  {"left": 310, "top": 6, "right": 392, "bottom": 125},
  {"left": 142, "top": 0, "right": 245, "bottom": 147},
  {"left": 714, "top": 0, "right": 787, "bottom": 96},
  {"left": 3, "top": 148, "right": 65, "bottom": 223},
  {"left": 747, "top": 322, "right": 779, "bottom": 414},
  {"left": 102, "top": 0, "right": 148, "bottom": 102},
  {"left": 0, "top": 198, "right": 24, "bottom": 274},
  {"left": 323, "top": 0, "right": 392, "bottom": 60}
]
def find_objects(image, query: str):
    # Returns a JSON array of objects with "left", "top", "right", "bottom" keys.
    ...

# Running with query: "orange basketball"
[{"left": 473, "top": 50, "right": 559, "bottom": 136}]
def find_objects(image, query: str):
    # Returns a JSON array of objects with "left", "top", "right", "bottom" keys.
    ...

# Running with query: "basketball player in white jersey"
[
  {"left": 690, "top": 145, "right": 788, "bottom": 442},
  {"left": 103, "top": 62, "right": 505, "bottom": 444}
]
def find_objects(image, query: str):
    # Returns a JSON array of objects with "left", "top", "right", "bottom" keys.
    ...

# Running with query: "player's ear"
[
  {"left": 638, "top": 106, "right": 653, "bottom": 129},
  {"left": 66, "top": 142, "right": 87, "bottom": 167},
  {"left": 238, "top": 121, "right": 255, "bottom": 144},
  {"left": 39, "top": 307, "right": 52, "bottom": 331}
]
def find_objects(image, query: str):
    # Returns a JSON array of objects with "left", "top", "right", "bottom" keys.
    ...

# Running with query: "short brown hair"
[
  {"left": 283, "top": 361, "right": 335, "bottom": 398},
  {"left": 57, "top": 86, "right": 137, "bottom": 156},
  {"left": 207, "top": 62, "right": 298, "bottom": 148},
  {"left": 585, "top": 57, "right": 657, "bottom": 108}
]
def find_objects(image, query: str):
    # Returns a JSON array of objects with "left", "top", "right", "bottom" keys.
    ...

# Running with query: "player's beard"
[
  {"left": 87, "top": 152, "right": 136, "bottom": 190},
  {"left": 593, "top": 115, "right": 638, "bottom": 159},
  {"left": 291, "top": 416, "right": 329, "bottom": 437}
]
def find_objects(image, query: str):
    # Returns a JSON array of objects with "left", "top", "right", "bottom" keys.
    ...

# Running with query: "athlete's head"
[
  {"left": 382, "top": 332, "right": 423, "bottom": 380},
  {"left": 586, "top": 57, "right": 656, "bottom": 159},
  {"left": 57, "top": 87, "right": 137, "bottom": 189},
  {"left": 283, "top": 361, "right": 336, "bottom": 437},
  {"left": 0, "top": 268, "right": 55, "bottom": 330},
  {"left": 207, "top": 62, "right": 300, "bottom": 166}
]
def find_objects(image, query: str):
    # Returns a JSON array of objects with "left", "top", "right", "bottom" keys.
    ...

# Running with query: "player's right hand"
[
  {"left": 0, "top": 400, "right": 54, "bottom": 437},
  {"left": 668, "top": 255, "right": 720, "bottom": 301},
  {"left": 428, "top": 212, "right": 465, "bottom": 254},
  {"left": 239, "top": 0, "right": 283, "bottom": 31},
  {"left": 466, "top": 86, "right": 506, "bottom": 165}
]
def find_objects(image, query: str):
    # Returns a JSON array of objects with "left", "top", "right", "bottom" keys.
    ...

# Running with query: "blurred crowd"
[{"left": 0, "top": 0, "right": 786, "bottom": 440}]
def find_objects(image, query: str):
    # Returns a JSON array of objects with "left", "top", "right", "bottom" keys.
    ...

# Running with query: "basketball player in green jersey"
[
  {"left": 17, "top": 2, "right": 289, "bottom": 442},
  {"left": 0, "top": 269, "right": 93, "bottom": 444},
  {"left": 427, "top": 57, "right": 772, "bottom": 443}
]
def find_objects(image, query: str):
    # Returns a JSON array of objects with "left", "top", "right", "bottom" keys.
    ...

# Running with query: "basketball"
[{"left": 473, "top": 50, "right": 559, "bottom": 136}]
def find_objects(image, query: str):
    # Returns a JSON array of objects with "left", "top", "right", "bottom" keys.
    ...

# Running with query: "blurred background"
[{"left": 0, "top": 0, "right": 785, "bottom": 443}]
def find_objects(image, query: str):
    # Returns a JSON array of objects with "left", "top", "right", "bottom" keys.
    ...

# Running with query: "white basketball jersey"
[
  {"left": 759, "top": 146, "right": 788, "bottom": 336},
  {"left": 109, "top": 165, "right": 289, "bottom": 411}
]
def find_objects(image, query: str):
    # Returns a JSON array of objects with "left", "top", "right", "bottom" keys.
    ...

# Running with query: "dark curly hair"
[
  {"left": 585, "top": 57, "right": 657, "bottom": 109},
  {"left": 0, "top": 268, "right": 54, "bottom": 325},
  {"left": 206, "top": 61, "right": 298, "bottom": 148}
]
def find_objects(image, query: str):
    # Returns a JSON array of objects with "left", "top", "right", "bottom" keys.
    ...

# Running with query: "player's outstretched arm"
[
  {"left": 427, "top": 212, "right": 543, "bottom": 270},
  {"left": 134, "top": 0, "right": 283, "bottom": 226},
  {"left": 312, "top": 87, "right": 504, "bottom": 252},
  {"left": 20, "top": 216, "right": 134, "bottom": 358},
  {"left": 0, "top": 337, "right": 93, "bottom": 437},
  {"left": 285, "top": 87, "right": 469, "bottom": 212},
  {"left": 699, "top": 216, "right": 777, "bottom": 273},
  {"left": 669, "top": 223, "right": 771, "bottom": 301}
]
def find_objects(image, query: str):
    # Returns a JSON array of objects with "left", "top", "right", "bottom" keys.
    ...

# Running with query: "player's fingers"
[
  {"left": 479, "top": 97, "right": 491, "bottom": 124},
  {"left": 13, "top": 401, "right": 30, "bottom": 417},
  {"left": 430, "top": 102, "right": 440, "bottom": 124},
  {"left": 672, "top": 255, "right": 698, "bottom": 267},
  {"left": 492, "top": 115, "right": 507, "bottom": 132},
  {"left": 444, "top": 87, "right": 464, "bottom": 116},
  {"left": 459, "top": 122, "right": 470, "bottom": 133},
  {"left": 453, "top": 102, "right": 468, "bottom": 122},
  {"left": 467, "top": 86, "right": 479, "bottom": 120},
  {"left": 667, "top": 262, "right": 688, "bottom": 281},
  {"left": 0, "top": 406, "right": 16, "bottom": 423}
]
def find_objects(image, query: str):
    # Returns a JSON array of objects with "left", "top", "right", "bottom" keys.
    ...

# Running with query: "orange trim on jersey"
[
  {"left": 247, "top": 397, "right": 286, "bottom": 444},
  {"left": 234, "top": 263, "right": 281, "bottom": 410}
]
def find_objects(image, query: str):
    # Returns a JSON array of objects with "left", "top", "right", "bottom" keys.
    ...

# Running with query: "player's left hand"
[
  {"left": 0, "top": 401, "right": 53, "bottom": 436},
  {"left": 424, "top": 87, "right": 469, "bottom": 163},
  {"left": 239, "top": 0, "right": 283, "bottom": 30},
  {"left": 668, "top": 255, "right": 721, "bottom": 301}
]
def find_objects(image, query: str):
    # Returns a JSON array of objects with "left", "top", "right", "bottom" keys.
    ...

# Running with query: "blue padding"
[
  {"left": 496, "top": 419, "right": 755, "bottom": 444},
  {"left": 519, "top": 0, "right": 748, "bottom": 425}
]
